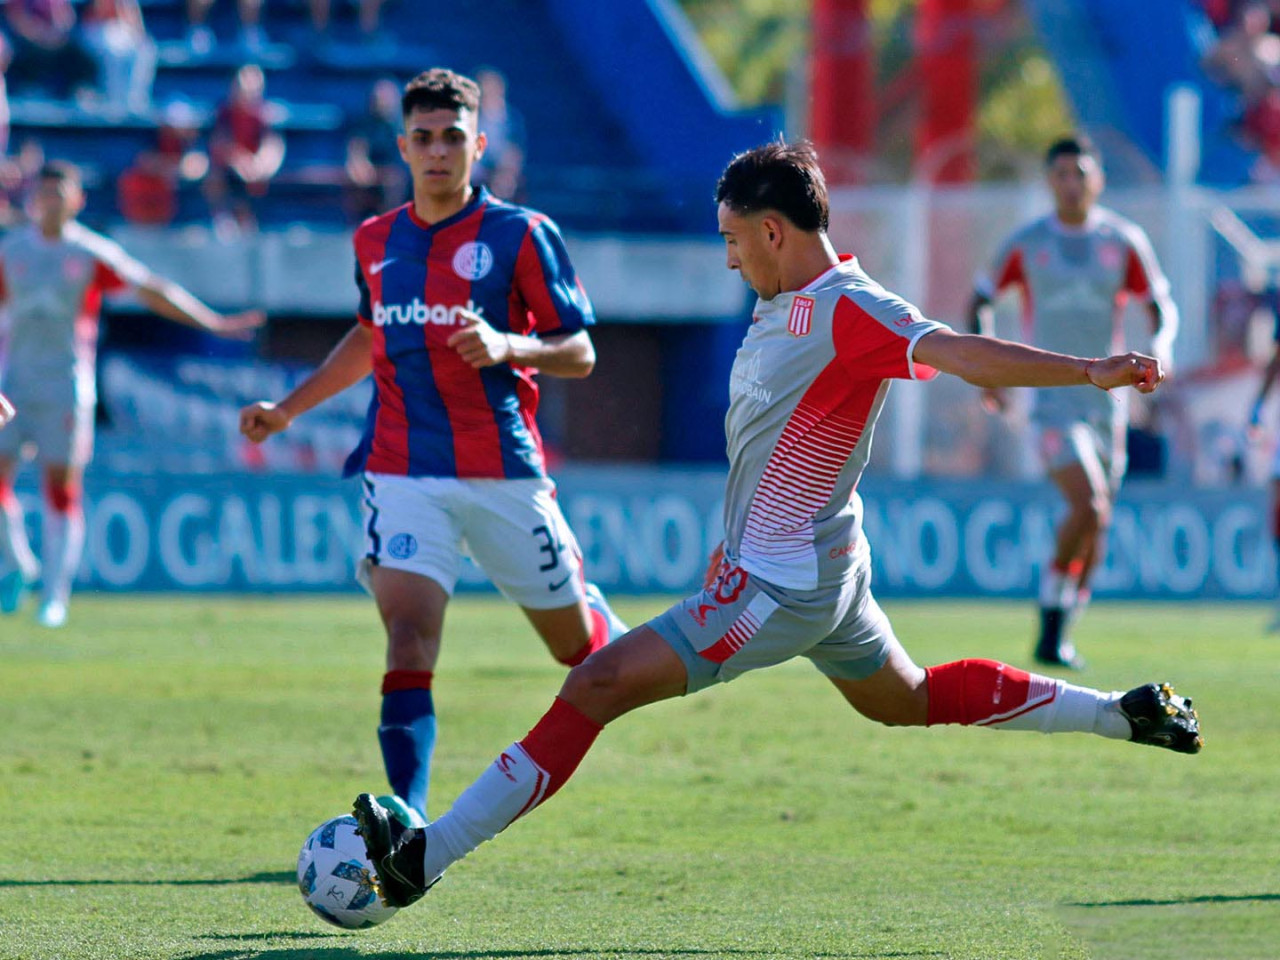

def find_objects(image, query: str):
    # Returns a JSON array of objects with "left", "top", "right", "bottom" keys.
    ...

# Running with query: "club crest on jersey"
[
  {"left": 452, "top": 241, "right": 494, "bottom": 281},
  {"left": 787, "top": 295, "right": 814, "bottom": 337}
]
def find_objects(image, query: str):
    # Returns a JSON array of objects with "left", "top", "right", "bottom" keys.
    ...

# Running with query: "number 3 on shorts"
[{"left": 531, "top": 524, "right": 565, "bottom": 573}]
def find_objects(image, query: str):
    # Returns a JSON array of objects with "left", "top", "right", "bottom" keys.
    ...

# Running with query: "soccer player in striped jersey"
[
  {"left": 0, "top": 161, "right": 265, "bottom": 628},
  {"left": 968, "top": 136, "right": 1178, "bottom": 668},
  {"left": 239, "top": 69, "right": 626, "bottom": 828},
  {"left": 350, "top": 141, "right": 1202, "bottom": 909}
]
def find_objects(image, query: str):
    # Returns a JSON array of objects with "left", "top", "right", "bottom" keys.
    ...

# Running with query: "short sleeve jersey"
[
  {"left": 724, "top": 256, "right": 946, "bottom": 592},
  {"left": 976, "top": 206, "right": 1169, "bottom": 427},
  {"left": 344, "top": 188, "right": 594, "bottom": 479},
  {"left": 0, "top": 222, "right": 149, "bottom": 404}
]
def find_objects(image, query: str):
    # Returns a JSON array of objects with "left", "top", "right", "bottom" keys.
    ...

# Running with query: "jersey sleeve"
[
  {"left": 832, "top": 289, "right": 947, "bottom": 381},
  {"left": 974, "top": 231, "right": 1027, "bottom": 299},
  {"left": 91, "top": 237, "right": 151, "bottom": 294},
  {"left": 514, "top": 216, "right": 594, "bottom": 337},
  {"left": 1120, "top": 224, "right": 1171, "bottom": 302}
]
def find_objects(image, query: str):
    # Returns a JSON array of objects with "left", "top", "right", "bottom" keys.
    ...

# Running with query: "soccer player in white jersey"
[
  {"left": 1249, "top": 325, "right": 1280, "bottom": 629},
  {"left": 0, "top": 161, "right": 264, "bottom": 627},
  {"left": 345, "top": 141, "right": 1202, "bottom": 910},
  {"left": 968, "top": 135, "right": 1178, "bottom": 669}
]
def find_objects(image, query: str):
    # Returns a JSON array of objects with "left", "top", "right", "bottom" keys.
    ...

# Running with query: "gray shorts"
[
  {"left": 649, "top": 549, "right": 898, "bottom": 694},
  {"left": 0, "top": 396, "right": 93, "bottom": 466},
  {"left": 1034, "top": 417, "right": 1125, "bottom": 492}
]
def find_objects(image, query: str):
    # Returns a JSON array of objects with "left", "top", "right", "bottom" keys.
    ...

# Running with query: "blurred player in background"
[
  {"left": 239, "top": 68, "right": 626, "bottom": 828},
  {"left": 968, "top": 135, "right": 1178, "bottom": 669},
  {"left": 1249, "top": 329, "right": 1280, "bottom": 629},
  {"left": 0, "top": 161, "right": 264, "bottom": 627},
  {"left": 349, "top": 141, "right": 1201, "bottom": 909}
]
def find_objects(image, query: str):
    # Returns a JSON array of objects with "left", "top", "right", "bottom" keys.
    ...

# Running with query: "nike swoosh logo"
[
  {"left": 369, "top": 258, "right": 396, "bottom": 275},
  {"left": 548, "top": 575, "right": 571, "bottom": 591}
]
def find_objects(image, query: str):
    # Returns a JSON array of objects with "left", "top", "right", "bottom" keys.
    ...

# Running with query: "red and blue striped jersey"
[{"left": 343, "top": 188, "right": 594, "bottom": 479}]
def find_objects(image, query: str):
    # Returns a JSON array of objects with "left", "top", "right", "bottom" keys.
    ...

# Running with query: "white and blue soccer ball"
[{"left": 297, "top": 815, "right": 398, "bottom": 929}]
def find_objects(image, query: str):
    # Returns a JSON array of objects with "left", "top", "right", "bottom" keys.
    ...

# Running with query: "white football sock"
[
  {"left": 421, "top": 742, "right": 548, "bottom": 880},
  {"left": 991, "top": 680, "right": 1130, "bottom": 739},
  {"left": 42, "top": 506, "right": 85, "bottom": 606},
  {"left": 1039, "top": 563, "right": 1078, "bottom": 609},
  {"left": 0, "top": 495, "right": 39, "bottom": 578}
]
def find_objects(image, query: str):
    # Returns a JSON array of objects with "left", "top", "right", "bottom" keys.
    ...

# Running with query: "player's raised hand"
[
  {"left": 0, "top": 391, "right": 14, "bottom": 428},
  {"left": 446, "top": 310, "right": 513, "bottom": 368},
  {"left": 1085, "top": 352, "right": 1164, "bottom": 393},
  {"left": 239, "top": 400, "right": 291, "bottom": 443},
  {"left": 979, "top": 386, "right": 1007, "bottom": 414},
  {"left": 211, "top": 309, "right": 267, "bottom": 340}
]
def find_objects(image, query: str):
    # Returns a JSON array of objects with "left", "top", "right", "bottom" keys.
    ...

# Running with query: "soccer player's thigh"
[
  {"left": 1040, "top": 421, "right": 1106, "bottom": 509},
  {"left": 647, "top": 566, "right": 841, "bottom": 694},
  {"left": 460, "top": 478, "right": 588, "bottom": 612},
  {"left": 29, "top": 400, "right": 94, "bottom": 473},
  {"left": 810, "top": 563, "right": 927, "bottom": 725},
  {"left": 357, "top": 473, "right": 466, "bottom": 611}
]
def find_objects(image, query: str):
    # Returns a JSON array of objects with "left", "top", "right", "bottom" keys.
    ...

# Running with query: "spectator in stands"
[
  {"left": 186, "top": 0, "right": 268, "bottom": 56},
  {"left": 2, "top": 0, "right": 97, "bottom": 103},
  {"left": 344, "top": 77, "right": 407, "bottom": 221},
  {"left": 0, "top": 138, "right": 44, "bottom": 229},
  {"left": 204, "top": 63, "right": 284, "bottom": 236},
  {"left": 472, "top": 67, "right": 525, "bottom": 201},
  {"left": 118, "top": 149, "right": 176, "bottom": 226},
  {"left": 81, "top": 0, "right": 156, "bottom": 118},
  {"left": 1203, "top": 1, "right": 1280, "bottom": 104},
  {"left": 157, "top": 100, "right": 210, "bottom": 183},
  {"left": 308, "top": 0, "right": 388, "bottom": 47}
]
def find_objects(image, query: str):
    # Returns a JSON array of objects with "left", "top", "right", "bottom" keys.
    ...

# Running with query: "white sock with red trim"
[
  {"left": 421, "top": 697, "right": 601, "bottom": 880},
  {"left": 925, "top": 659, "right": 1129, "bottom": 738}
]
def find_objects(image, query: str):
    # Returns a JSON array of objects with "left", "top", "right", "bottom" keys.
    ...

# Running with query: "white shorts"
[
  {"left": 357, "top": 472, "right": 587, "bottom": 610},
  {"left": 0, "top": 397, "right": 94, "bottom": 466},
  {"left": 1035, "top": 418, "right": 1125, "bottom": 493}
]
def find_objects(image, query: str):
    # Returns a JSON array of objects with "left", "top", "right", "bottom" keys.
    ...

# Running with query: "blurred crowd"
[
  {"left": 0, "top": 1, "right": 526, "bottom": 235},
  {"left": 1200, "top": 0, "right": 1280, "bottom": 181}
]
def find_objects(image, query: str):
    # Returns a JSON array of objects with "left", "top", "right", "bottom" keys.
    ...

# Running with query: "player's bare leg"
[
  {"left": 0, "top": 455, "right": 39, "bottom": 614},
  {"left": 369, "top": 565, "right": 447, "bottom": 823},
  {"left": 37, "top": 463, "right": 85, "bottom": 628},
  {"left": 522, "top": 586, "right": 627, "bottom": 668},
  {"left": 829, "top": 641, "right": 1200, "bottom": 752},
  {"left": 355, "top": 625, "right": 686, "bottom": 906},
  {"left": 1040, "top": 461, "right": 1109, "bottom": 668}
]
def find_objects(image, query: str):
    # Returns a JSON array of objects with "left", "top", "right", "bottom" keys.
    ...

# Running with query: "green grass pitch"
[{"left": 1, "top": 595, "right": 1277, "bottom": 959}]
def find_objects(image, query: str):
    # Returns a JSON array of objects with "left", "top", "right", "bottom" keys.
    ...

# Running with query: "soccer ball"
[{"left": 296, "top": 814, "right": 398, "bottom": 929}]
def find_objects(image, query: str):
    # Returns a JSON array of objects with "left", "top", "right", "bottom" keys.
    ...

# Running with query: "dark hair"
[
  {"left": 402, "top": 68, "right": 481, "bottom": 117},
  {"left": 715, "top": 140, "right": 829, "bottom": 233},
  {"left": 1044, "top": 135, "right": 1099, "bottom": 167},
  {"left": 39, "top": 160, "right": 82, "bottom": 185}
]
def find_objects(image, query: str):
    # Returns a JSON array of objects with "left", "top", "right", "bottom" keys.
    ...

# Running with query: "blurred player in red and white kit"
[
  {"left": 348, "top": 142, "right": 1201, "bottom": 910},
  {"left": 0, "top": 161, "right": 264, "bottom": 628},
  {"left": 1248, "top": 316, "right": 1280, "bottom": 629},
  {"left": 968, "top": 135, "right": 1178, "bottom": 669},
  {"left": 239, "top": 69, "right": 626, "bottom": 828}
]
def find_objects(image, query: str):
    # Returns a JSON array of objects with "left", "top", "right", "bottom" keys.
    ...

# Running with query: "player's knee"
[
  {"left": 43, "top": 479, "right": 82, "bottom": 514},
  {"left": 382, "top": 616, "right": 440, "bottom": 668},
  {"left": 559, "top": 652, "right": 632, "bottom": 712}
]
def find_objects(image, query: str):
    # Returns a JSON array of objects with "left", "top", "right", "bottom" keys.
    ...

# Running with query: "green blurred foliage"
[{"left": 677, "top": 0, "right": 1074, "bottom": 178}]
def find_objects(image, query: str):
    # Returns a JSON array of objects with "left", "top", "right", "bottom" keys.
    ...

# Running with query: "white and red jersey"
[
  {"left": 976, "top": 206, "right": 1172, "bottom": 429},
  {"left": 0, "top": 221, "right": 149, "bottom": 407},
  {"left": 723, "top": 255, "right": 946, "bottom": 592}
]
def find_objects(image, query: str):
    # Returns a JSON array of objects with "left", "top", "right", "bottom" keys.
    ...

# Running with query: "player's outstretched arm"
[
  {"left": 913, "top": 328, "right": 1163, "bottom": 393},
  {"left": 240, "top": 323, "right": 374, "bottom": 443},
  {"left": 137, "top": 276, "right": 266, "bottom": 339}
]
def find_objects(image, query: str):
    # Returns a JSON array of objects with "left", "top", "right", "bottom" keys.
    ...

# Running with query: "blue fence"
[{"left": 16, "top": 468, "right": 1273, "bottom": 599}]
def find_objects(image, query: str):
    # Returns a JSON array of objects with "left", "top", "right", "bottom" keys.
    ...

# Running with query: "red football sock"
[
  {"left": 557, "top": 610, "right": 610, "bottom": 667},
  {"left": 517, "top": 696, "right": 603, "bottom": 808},
  {"left": 925, "top": 658, "right": 1058, "bottom": 727}
]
